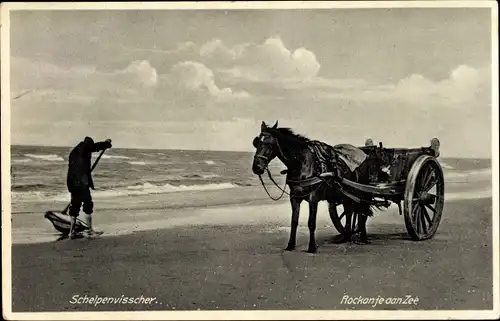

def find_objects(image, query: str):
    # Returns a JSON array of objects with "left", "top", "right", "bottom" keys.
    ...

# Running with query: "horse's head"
[{"left": 252, "top": 120, "right": 279, "bottom": 175}]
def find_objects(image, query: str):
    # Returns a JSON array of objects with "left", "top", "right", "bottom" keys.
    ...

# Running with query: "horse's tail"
[
  {"left": 369, "top": 204, "right": 386, "bottom": 214},
  {"left": 360, "top": 201, "right": 387, "bottom": 216}
]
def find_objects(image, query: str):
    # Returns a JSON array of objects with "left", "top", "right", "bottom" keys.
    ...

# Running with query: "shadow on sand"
[{"left": 324, "top": 232, "right": 411, "bottom": 244}]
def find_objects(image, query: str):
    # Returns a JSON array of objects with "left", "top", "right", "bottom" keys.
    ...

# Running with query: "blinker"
[{"left": 252, "top": 136, "right": 260, "bottom": 148}]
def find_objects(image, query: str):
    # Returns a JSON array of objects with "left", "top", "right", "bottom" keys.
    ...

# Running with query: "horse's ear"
[
  {"left": 261, "top": 121, "right": 267, "bottom": 131},
  {"left": 272, "top": 120, "right": 278, "bottom": 129}
]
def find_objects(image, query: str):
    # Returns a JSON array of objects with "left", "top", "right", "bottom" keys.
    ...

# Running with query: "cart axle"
[{"left": 418, "top": 192, "right": 436, "bottom": 205}]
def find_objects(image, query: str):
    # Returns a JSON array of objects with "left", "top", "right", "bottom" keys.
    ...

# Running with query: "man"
[{"left": 67, "top": 136, "right": 112, "bottom": 238}]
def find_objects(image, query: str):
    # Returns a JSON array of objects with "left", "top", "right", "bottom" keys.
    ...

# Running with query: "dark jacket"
[{"left": 67, "top": 138, "right": 112, "bottom": 192}]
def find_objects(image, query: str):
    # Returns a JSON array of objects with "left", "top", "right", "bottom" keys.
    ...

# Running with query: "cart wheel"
[
  {"left": 403, "top": 155, "right": 445, "bottom": 241},
  {"left": 329, "top": 203, "right": 359, "bottom": 236}
]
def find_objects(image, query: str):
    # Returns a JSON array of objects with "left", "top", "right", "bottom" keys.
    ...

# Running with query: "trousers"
[{"left": 69, "top": 187, "right": 94, "bottom": 217}]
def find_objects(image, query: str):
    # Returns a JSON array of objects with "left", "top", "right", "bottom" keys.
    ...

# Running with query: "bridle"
[{"left": 253, "top": 132, "right": 325, "bottom": 201}]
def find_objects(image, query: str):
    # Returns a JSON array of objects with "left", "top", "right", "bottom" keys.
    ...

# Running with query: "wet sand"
[{"left": 10, "top": 197, "right": 493, "bottom": 312}]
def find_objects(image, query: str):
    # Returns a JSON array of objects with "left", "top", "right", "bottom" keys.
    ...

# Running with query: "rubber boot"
[
  {"left": 69, "top": 217, "right": 77, "bottom": 239},
  {"left": 85, "top": 214, "right": 94, "bottom": 237}
]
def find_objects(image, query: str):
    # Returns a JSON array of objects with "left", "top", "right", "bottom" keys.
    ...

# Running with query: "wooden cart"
[{"left": 328, "top": 138, "right": 445, "bottom": 241}]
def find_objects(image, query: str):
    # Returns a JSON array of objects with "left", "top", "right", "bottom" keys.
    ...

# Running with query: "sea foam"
[
  {"left": 24, "top": 154, "right": 64, "bottom": 162},
  {"left": 11, "top": 181, "right": 241, "bottom": 202},
  {"left": 101, "top": 155, "right": 131, "bottom": 160}
]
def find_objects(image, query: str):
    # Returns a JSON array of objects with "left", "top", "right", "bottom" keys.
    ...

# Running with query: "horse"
[{"left": 251, "top": 120, "right": 378, "bottom": 253}]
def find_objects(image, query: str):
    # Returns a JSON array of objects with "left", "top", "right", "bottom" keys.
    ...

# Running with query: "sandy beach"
[
  {"left": 11, "top": 193, "right": 493, "bottom": 312},
  {"left": 8, "top": 146, "right": 495, "bottom": 313}
]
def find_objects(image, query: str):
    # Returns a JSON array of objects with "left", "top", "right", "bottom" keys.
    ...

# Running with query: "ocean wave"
[
  {"left": 440, "top": 162, "right": 454, "bottom": 170},
  {"left": 128, "top": 161, "right": 148, "bottom": 166},
  {"left": 12, "top": 183, "right": 51, "bottom": 191},
  {"left": 12, "top": 182, "right": 240, "bottom": 202},
  {"left": 184, "top": 173, "right": 220, "bottom": 179},
  {"left": 87, "top": 182, "right": 239, "bottom": 200},
  {"left": 445, "top": 188, "right": 492, "bottom": 201},
  {"left": 233, "top": 181, "right": 255, "bottom": 187},
  {"left": 11, "top": 190, "right": 46, "bottom": 201},
  {"left": 204, "top": 160, "right": 216, "bottom": 165},
  {"left": 12, "top": 158, "right": 33, "bottom": 164},
  {"left": 444, "top": 168, "right": 492, "bottom": 183},
  {"left": 101, "top": 155, "right": 131, "bottom": 160},
  {"left": 25, "top": 154, "right": 64, "bottom": 162}
]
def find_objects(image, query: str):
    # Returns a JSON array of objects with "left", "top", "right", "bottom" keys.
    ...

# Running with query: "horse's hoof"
[
  {"left": 354, "top": 239, "right": 370, "bottom": 245},
  {"left": 284, "top": 245, "right": 295, "bottom": 251},
  {"left": 307, "top": 247, "right": 317, "bottom": 253}
]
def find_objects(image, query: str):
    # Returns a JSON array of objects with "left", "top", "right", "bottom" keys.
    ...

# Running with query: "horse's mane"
[{"left": 272, "top": 127, "right": 311, "bottom": 146}]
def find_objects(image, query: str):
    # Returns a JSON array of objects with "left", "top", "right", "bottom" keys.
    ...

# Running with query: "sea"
[
  {"left": 7, "top": 145, "right": 493, "bottom": 244},
  {"left": 10, "top": 145, "right": 492, "bottom": 211},
  {"left": 11, "top": 145, "right": 255, "bottom": 202}
]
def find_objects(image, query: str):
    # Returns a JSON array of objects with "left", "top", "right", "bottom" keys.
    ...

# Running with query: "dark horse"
[{"left": 251, "top": 121, "right": 378, "bottom": 253}]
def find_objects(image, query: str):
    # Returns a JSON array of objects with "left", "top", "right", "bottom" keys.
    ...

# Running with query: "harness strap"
[
  {"left": 286, "top": 176, "right": 324, "bottom": 186},
  {"left": 259, "top": 168, "right": 325, "bottom": 201}
]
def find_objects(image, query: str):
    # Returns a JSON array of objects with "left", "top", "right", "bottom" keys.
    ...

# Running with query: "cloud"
[
  {"left": 120, "top": 60, "right": 158, "bottom": 88},
  {"left": 11, "top": 56, "right": 250, "bottom": 106},
  {"left": 361, "top": 64, "right": 491, "bottom": 109},
  {"left": 148, "top": 38, "right": 488, "bottom": 113},
  {"left": 218, "top": 37, "right": 321, "bottom": 82},
  {"left": 199, "top": 39, "right": 239, "bottom": 64},
  {"left": 187, "top": 38, "right": 488, "bottom": 111},
  {"left": 11, "top": 57, "right": 160, "bottom": 102},
  {"left": 168, "top": 61, "right": 250, "bottom": 101},
  {"left": 282, "top": 64, "right": 491, "bottom": 113},
  {"left": 126, "top": 37, "right": 321, "bottom": 83},
  {"left": 10, "top": 44, "right": 492, "bottom": 157}
]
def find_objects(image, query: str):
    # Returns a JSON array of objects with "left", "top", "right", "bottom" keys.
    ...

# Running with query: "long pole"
[{"left": 61, "top": 148, "right": 107, "bottom": 214}]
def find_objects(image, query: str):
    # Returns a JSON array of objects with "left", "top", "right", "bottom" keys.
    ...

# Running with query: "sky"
[{"left": 8, "top": 6, "right": 494, "bottom": 157}]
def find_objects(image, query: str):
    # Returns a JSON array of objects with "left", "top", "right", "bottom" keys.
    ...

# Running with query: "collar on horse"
[{"left": 257, "top": 140, "right": 334, "bottom": 201}]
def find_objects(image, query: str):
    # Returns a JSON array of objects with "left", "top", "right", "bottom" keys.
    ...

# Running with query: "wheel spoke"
[
  {"left": 422, "top": 206, "right": 433, "bottom": 225},
  {"left": 421, "top": 170, "right": 433, "bottom": 191},
  {"left": 424, "top": 204, "right": 436, "bottom": 214},
  {"left": 339, "top": 212, "right": 346, "bottom": 220},
  {"left": 352, "top": 214, "right": 357, "bottom": 233},
  {"left": 421, "top": 207, "right": 428, "bottom": 234},
  {"left": 427, "top": 193, "right": 444, "bottom": 201},
  {"left": 424, "top": 179, "right": 437, "bottom": 192}
]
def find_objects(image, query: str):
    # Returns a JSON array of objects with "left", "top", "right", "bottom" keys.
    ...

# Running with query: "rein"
[
  {"left": 258, "top": 170, "right": 287, "bottom": 201},
  {"left": 258, "top": 168, "right": 325, "bottom": 201}
]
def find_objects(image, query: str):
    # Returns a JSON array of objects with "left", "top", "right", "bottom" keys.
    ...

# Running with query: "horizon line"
[
  {"left": 9, "top": 143, "right": 254, "bottom": 154},
  {"left": 9, "top": 143, "right": 493, "bottom": 160}
]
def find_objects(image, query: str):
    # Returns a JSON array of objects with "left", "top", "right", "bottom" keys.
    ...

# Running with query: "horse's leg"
[
  {"left": 352, "top": 204, "right": 372, "bottom": 244},
  {"left": 307, "top": 201, "right": 318, "bottom": 253},
  {"left": 357, "top": 213, "right": 370, "bottom": 244},
  {"left": 343, "top": 204, "right": 354, "bottom": 242},
  {"left": 285, "top": 197, "right": 302, "bottom": 251}
]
